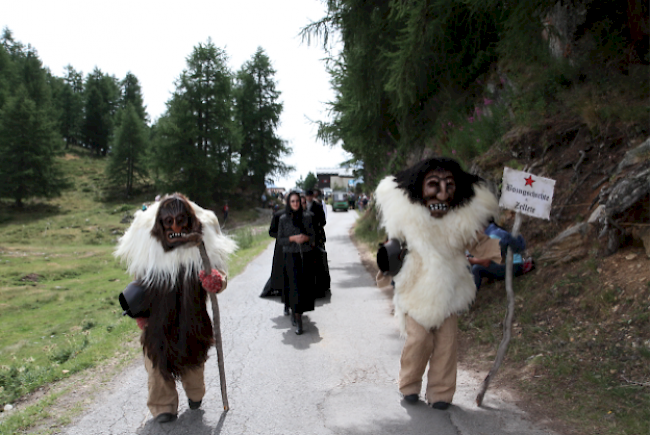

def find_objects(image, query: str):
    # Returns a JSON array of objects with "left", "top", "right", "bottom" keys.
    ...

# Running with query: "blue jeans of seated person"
[{"left": 472, "top": 261, "right": 523, "bottom": 290}]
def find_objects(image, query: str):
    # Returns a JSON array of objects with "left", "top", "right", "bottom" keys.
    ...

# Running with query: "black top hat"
[
  {"left": 119, "top": 281, "right": 148, "bottom": 318},
  {"left": 377, "top": 239, "right": 408, "bottom": 276}
]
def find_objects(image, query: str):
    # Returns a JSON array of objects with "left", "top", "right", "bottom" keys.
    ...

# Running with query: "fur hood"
[
  {"left": 114, "top": 200, "right": 237, "bottom": 288},
  {"left": 375, "top": 176, "right": 499, "bottom": 333}
]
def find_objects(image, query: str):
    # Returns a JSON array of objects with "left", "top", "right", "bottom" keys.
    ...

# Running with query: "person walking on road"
[
  {"left": 114, "top": 194, "right": 236, "bottom": 424},
  {"left": 374, "top": 157, "right": 498, "bottom": 410},
  {"left": 260, "top": 200, "right": 287, "bottom": 298},
  {"left": 277, "top": 191, "right": 316, "bottom": 335},
  {"left": 306, "top": 189, "right": 331, "bottom": 297},
  {"left": 315, "top": 188, "right": 327, "bottom": 220}
]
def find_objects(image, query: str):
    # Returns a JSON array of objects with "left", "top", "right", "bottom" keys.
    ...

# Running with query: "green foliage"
[
  {"left": 0, "top": 364, "right": 52, "bottom": 408},
  {"left": 230, "top": 226, "right": 268, "bottom": 251},
  {"left": 303, "top": 0, "right": 508, "bottom": 186},
  {"left": 0, "top": 30, "right": 294, "bottom": 208},
  {"left": 234, "top": 48, "right": 291, "bottom": 193},
  {"left": 297, "top": 171, "right": 318, "bottom": 191},
  {"left": 55, "top": 66, "right": 84, "bottom": 148},
  {"left": 106, "top": 103, "right": 149, "bottom": 196},
  {"left": 353, "top": 204, "right": 385, "bottom": 248},
  {"left": 305, "top": 0, "right": 644, "bottom": 190},
  {"left": 151, "top": 39, "right": 239, "bottom": 205},
  {"left": 82, "top": 67, "right": 120, "bottom": 156},
  {"left": 0, "top": 87, "right": 69, "bottom": 207},
  {"left": 119, "top": 72, "right": 148, "bottom": 124},
  {"left": 0, "top": 390, "right": 60, "bottom": 435},
  {"left": 437, "top": 103, "right": 509, "bottom": 163}
]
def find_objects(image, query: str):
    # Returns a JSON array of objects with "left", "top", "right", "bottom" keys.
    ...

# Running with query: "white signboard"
[{"left": 499, "top": 167, "right": 556, "bottom": 220}]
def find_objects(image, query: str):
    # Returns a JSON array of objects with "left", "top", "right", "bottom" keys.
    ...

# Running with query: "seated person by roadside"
[{"left": 468, "top": 222, "right": 534, "bottom": 290}]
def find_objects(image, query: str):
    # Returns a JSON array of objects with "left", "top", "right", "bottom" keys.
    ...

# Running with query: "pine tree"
[
  {"left": 0, "top": 87, "right": 68, "bottom": 207},
  {"left": 57, "top": 65, "right": 84, "bottom": 148},
  {"left": 234, "top": 47, "right": 291, "bottom": 194},
  {"left": 303, "top": 172, "right": 318, "bottom": 191},
  {"left": 0, "top": 43, "right": 14, "bottom": 111},
  {"left": 18, "top": 47, "right": 52, "bottom": 108},
  {"left": 107, "top": 103, "right": 148, "bottom": 196},
  {"left": 120, "top": 72, "right": 148, "bottom": 123},
  {"left": 152, "top": 39, "right": 239, "bottom": 204},
  {"left": 1, "top": 27, "right": 24, "bottom": 58},
  {"left": 82, "top": 68, "right": 119, "bottom": 156}
]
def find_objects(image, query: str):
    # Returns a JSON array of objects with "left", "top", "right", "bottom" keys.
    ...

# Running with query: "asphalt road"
[{"left": 62, "top": 206, "right": 558, "bottom": 435}]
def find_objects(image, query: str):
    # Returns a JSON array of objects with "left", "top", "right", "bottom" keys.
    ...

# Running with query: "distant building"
[
  {"left": 316, "top": 167, "right": 356, "bottom": 191},
  {"left": 266, "top": 185, "right": 286, "bottom": 195}
]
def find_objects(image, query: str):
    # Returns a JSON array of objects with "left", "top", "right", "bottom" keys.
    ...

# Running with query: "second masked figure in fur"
[{"left": 374, "top": 157, "right": 499, "bottom": 410}]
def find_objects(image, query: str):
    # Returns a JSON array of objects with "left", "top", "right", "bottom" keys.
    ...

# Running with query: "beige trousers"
[
  {"left": 144, "top": 355, "right": 206, "bottom": 417},
  {"left": 398, "top": 314, "right": 458, "bottom": 404}
]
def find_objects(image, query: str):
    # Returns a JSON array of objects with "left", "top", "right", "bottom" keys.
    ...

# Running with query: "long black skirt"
[
  {"left": 260, "top": 241, "right": 286, "bottom": 297},
  {"left": 313, "top": 247, "right": 331, "bottom": 298},
  {"left": 282, "top": 250, "right": 316, "bottom": 314}
]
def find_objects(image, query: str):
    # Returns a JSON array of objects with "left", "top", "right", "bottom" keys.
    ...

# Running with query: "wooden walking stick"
[
  {"left": 198, "top": 242, "right": 229, "bottom": 411},
  {"left": 476, "top": 212, "right": 522, "bottom": 406}
]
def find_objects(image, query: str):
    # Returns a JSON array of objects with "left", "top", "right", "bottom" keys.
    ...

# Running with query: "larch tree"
[
  {"left": 301, "top": 0, "right": 530, "bottom": 187},
  {"left": 57, "top": 65, "right": 84, "bottom": 148},
  {"left": 234, "top": 47, "right": 291, "bottom": 195},
  {"left": 82, "top": 67, "right": 119, "bottom": 156},
  {"left": 152, "top": 39, "right": 239, "bottom": 205},
  {"left": 0, "top": 42, "right": 14, "bottom": 111},
  {"left": 120, "top": 72, "right": 148, "bottom": 123},
  {"left": 107, "top": 103, "right": 148, "bottom": 197},
  {"left": 303, "top": 172, "right": 318, "bottom": 191}
]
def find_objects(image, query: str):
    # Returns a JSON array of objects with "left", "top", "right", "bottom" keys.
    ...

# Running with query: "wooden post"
[
  {"left": 476, "top": 212, "right": 522, "bottom": 406},
  {"left": 198, "top": 242, "right": 229, "bottom": 411}
]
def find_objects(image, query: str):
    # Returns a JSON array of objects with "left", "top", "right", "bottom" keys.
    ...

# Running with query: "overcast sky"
[{"left": 3, "top": 0, "right": 350, "bottom": 190}]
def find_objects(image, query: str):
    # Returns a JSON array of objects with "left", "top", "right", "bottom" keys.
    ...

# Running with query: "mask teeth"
[{"left": 428, "top": 203, "right": 448, "bottom": 211}]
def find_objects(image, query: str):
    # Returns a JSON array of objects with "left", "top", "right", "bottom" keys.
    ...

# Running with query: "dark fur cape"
[
  {"left": 114, "top": 195, "right": 237, "bottom": 381},
  {"left": 141, "top": 271, "right": 213, "bottom": 380}
]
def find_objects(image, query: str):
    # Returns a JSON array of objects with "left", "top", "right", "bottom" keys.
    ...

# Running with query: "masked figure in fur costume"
[
  {"left": 114, "top": 194, "right": 236, "bottom": 423},
  {"left": 374, "top": 157, "right": 499, "bottom": 410}
]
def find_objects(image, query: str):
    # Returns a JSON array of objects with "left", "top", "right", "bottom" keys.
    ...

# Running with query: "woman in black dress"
[
  {"left": 277, "top": 191, "right": 316, "bottom": 335},
  {"left": 259, "top": 206, "right": 286, "bottom": 298}
]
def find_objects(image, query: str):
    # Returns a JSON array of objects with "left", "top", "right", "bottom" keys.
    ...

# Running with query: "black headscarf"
[{"left": 285, "top": 191, "right": 309, "bottom": 234}]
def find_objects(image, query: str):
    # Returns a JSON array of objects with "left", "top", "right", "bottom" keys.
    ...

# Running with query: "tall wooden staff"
[
  {"left": 198, "top": 242, "right": 229, "bottom": 411},
  {"left": 476, "top": 167, "right": 555, "bottom": 406},
  {"left": 476, "top": 212, "right": 521, "bottom": 406}
]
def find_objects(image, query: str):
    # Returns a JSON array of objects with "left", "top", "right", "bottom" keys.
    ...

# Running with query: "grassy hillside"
[{"left": 0, "top": 148, "right": 272, "bottom": 433}]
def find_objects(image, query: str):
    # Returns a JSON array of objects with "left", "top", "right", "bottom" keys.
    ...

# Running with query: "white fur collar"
[
  {"left": 375, "top": 176, "right": 498, "bottom": 333},
  {"left": 114, "top": 200, "right": 237, "bottom": 288}
]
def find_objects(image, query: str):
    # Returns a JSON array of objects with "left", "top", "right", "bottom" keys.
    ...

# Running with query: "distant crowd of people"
[{"left": 345, "top": 192, "right": 370, "bottom": 211}]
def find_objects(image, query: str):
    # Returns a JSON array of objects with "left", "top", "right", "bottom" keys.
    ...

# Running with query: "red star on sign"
[{"left": 524, "top": 175, "right": 535, "bottom": 187}]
